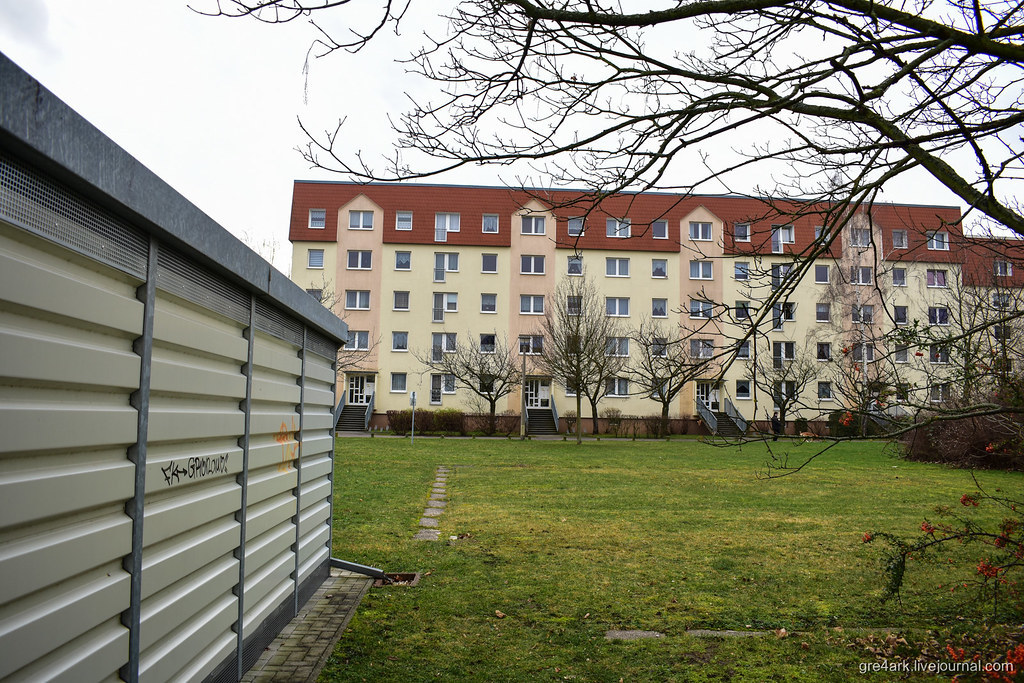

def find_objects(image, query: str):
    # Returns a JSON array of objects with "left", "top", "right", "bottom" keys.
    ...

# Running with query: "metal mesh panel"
[
  {"left": 255, "top": 299, "right": 303, "bottom": 347},
  {"left": 0, "top": 152, "right": 148, "bottom": 277},
  {"left": 305, "top": 328, "right": 339, "bottom": 361},
  {"left": 156, "top": 247, "right": 251, "bottom": 324}
]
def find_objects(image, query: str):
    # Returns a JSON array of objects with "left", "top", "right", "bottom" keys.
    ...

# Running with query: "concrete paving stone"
[
  {"left": 422, "top": 507, "right": 443, "bottom": 517},
  {"left": 427, "top": 499, "right": 447, "bottom": 508},
  {"left": 429, "top": 493, "right": 446, "bottom": 500},
  {"left": 605, "top": 630, "right": 665, "bottom": 640},
  {"left": 419, "top": 517, "right": 439, "bottom": 527},
  {"left": 414, "top": 529, "right": 440, "bottom": 540}
]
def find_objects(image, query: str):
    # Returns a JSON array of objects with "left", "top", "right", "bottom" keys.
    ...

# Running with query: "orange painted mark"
[{"left": 274, "top": 418, "right": 298, "bottom": 472}]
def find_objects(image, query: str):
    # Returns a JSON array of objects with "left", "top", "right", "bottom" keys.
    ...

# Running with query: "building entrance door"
[{"left": 696, "top": 382, "right": 720, "bottom": 411}]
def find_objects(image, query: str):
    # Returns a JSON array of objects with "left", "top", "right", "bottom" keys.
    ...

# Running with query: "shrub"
[
  {"left": 603, "top": 407, "right": 623, "bottom": 436},
  {"left": 794, "top": 417, "right": 809, "bottom": 434},
  {"left": 494, "top": 411, "right": 520, "bottom": 436},
  {"left": 434, "top": 408, "right": 466, "bottom": 435},
  {"left": 563, "top": 410, "right": 578, "bottom": 435},
  {"left": 643, "top": 414, "right": 669, "bottom": 438}
]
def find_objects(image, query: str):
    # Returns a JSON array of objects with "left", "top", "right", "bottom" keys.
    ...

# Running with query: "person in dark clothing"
[{"left": 770, "top": 412, "right": 781, "bottom": 441}]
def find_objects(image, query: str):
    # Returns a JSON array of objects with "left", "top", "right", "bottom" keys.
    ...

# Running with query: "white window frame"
[
  {"left": 481, "top": 293, "right": 497, "bottom": 314},
  {"left": 567, "top": 255, "right": 583, "bottom": 276},
  {"left": 393, "top": 291, "right": 410, "bottom": 311},
  {"left": 521, "top": 255, "right": 546, "bottom": 275},
  {"left": 606, "top": 257, "right": 630, "bottom": 277},
  {"left": 894, "top": 306, "right": 908, "bottom": 325},
  {"left": 927, "top": 231, "right": 949, "bottom": 251},
  {"left": 892, "top": 230, "right": 908, "bottom": 249},
  {"left": 850, "top": 227, "right": 870, "bottom": 248},
  {"left": 606, "top": 218, "right": 631, "bottom": 238},
  {"left": 817, "top": 382, "right": 833, "bottom": 401},
  {"left": 481, "top": 253, "right": 498, "bottom": 273},
  {"left": 347, "top": 250, "right": 372, "bottom": 270},
  {"left": 928, "top": 306, "right": 949, "bottom": 325},
  {"left": 479, "top": 333, "right": 497, "bottom": 354},
  {"left": 995, "top": 260, "right": 1013, "bottom": 277},
  {"left": 690, "top": 338, "right": 714, "bottom": 359},
  {"left": 816, "top": 302, "right": 831, "bottom": 323},
  {"left": 308, "top": 208, "right": 326, "bottom": 229},
  {"left": 349, "top": 210, "right": 373, "bottom": 230},
  {"left": 734, "top": 223, "right": 750, "bottom": 243},
  {"left": 735, "top": 379, "right": 752, "bottom": 400},
  {"left": 482, "top": 214, "right": 499, "bottom": 234},
  {"left": 606, "top": 337, "right": 630, "bottom": 357},
  {"left": 689, "top": 221, "right": 712, "bottom": 241},
  {"left": 852, "top": 304, "right": 874, "bottom": 324},
  {"left": 347, "top": 330, "right": 370, "bottom": 351},
  {"left": 814, "top": 264, "right": 829, "bottom": 284},
  {"left": 689, "top": 300, "right": 714, "bottom": 319},
  {"left": 390, "top": 373, "right": 407, "bottom": 393},
  {"left": 734, "top": 262, "right": 749, "bottom": 281},
  {"left": 394, "top": 251, "right": 411, "bottom": 271},
  {"left": 737, "top": 340, "right": 751, "bottom": 359},
  {"left": 851, "top": 266, "right": 873, "bottom": 285},
  {"left": 567, "top": 217, "right": 585, "bottom": 237},
  {"left": 307, "top": 249, "right": 324, "bottom": 269},
  {"left": 895, "top": 345, "right": 909, "bottom": 363},
  {"left": 652, "top": 220, "right": 668, "bottom": 239},
  {"left": 652, "top": 298, "right": 668, "bottom": 318},
  {"left": 929, "top": 344, "right": 949, "bottom": 364},
  {"left": 605, "top": 377, "right": 629, "bottom": 397},
  {"left": 927, "top": 269, "right": 948, "bottom": 288},
  {"left": 345, "top": 290, "right": 370, "bottom": 310},
  {"left": 893, "top": 268, "right": 907, "bottom": 287},
  {"left": 817, "top": 342, "right": 831, "bottom": 361},
  {"left": 689, "top": 260, "right": 713, "bottom": 280},
  {"left": 435, "top": 212, "right": 460, "bottom": 241},
  {"left": 520, "top": 294, "right": 545, "bottom": 315},
  {"left": 396, "top": 210, "right": 413, "bottom": 231},
  {"left": 851, "top": 343, "right": 875, "bottom": 362},
  {"left": 651, "top": 259, "right": 668, "bottom": 278},
  {"left": 606, "top": 297, "right": 630, "bottom": 317},
  {"left": 391, "top": 331, "right": 409, "bottom": 352},
  {"left": 521, "top": 216, "right": 546, "bottom": 235},
  {"left": 519, "top": 335, "right": 543, "bottom": 355}
]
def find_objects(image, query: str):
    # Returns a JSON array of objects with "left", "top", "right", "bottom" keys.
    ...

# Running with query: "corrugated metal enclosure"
[{"left": 0, "top": 54, "right": 347, "bottom": 682}]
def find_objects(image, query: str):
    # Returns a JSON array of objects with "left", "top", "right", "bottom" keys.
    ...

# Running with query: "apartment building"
[{"left": 288, "top": 181, "right": 1022, "bottom": 433}]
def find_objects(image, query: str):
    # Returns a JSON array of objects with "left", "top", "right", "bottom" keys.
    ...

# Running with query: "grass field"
[{"left": 320, "top": 437, "right": 1022, "bottom": 682}]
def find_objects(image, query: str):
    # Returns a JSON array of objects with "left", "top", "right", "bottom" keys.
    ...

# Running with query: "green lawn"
[{"left": 321, "top": 437, "right": 1022, "bottom": 682}]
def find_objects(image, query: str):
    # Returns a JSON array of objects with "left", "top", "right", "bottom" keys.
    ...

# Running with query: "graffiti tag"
[
  {"left": 274, "top": 418, "right": 298, "bottom": 473},
  {"left": 161, "top": 454, "right": 230, "bottom": 486}
]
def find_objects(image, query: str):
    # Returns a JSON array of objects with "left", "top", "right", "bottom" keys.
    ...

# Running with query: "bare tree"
[
  {"left": 533, "top": 274, "right": 626, "bottom": 442},
  {"left": 416, "top": 332, "right": 522, "bottom": 433},
  {"left": 746, "top": 342, "right": 821, "bottom": 435}
]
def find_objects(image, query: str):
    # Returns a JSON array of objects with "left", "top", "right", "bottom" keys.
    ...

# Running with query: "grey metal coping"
[{"left": 0, "top": 52, "right": 346, "bottom": 344}]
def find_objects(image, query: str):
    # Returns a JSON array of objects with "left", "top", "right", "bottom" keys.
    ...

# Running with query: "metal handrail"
[
  {"left": 363, "top": 391, "right": 375, "bottom": 431},
  {"left": 550, "top": 398, "right": 559, "bottom": 434},
  {"left": 694, "top": 399, "right": 718, "bottom": 434},
  {"left": 333, "top": 391, "right": 347, "bottom": 430},
  {"left": 723, "top": 397, "right": 748, "bottom": 434}
]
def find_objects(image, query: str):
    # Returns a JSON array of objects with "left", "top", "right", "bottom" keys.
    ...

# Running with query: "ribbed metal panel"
[
  {"left": 0, "top": 221, "right": 140, "bottom": 681},
  {"left": 155, "top": 247, "right": 249, "bottom": 326},
  {"left": 0, "top": 153, "right": 148, "bottom": 278},
  {"left": 254, "top": 299, "right": 303, "bottom": 347},
  {"left": 305, "top": 328, "right": 338, "bottom": 361},
  {"left": 136, "top": 291, "right": 245, "bottom": 682}
]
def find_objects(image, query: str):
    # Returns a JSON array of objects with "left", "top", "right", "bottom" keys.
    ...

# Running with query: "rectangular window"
[
  {"left": 995, "top": 260, "right": 1013, "bottom": 277},
  {"left": 443, "top": 374, "right": 456, "bottom": 394},
  {"left": 927, "top": 231, "right": 949, "bottom": 251},
  {"left": 519, "top": 335, "right": 543, "bottom": 355},
  {"left": 391, "top": 373, "right": 407, "bottom": 392},
  {"left": 521, "top": 255, "right": 546, "bottom": 274},
  {"left": 481, "top": 293, "right": 497, "bottom": 313},
  {"left": 481, "top": 253, "right": 497, "bottom": 273},
  {"left": 433, "top": 252, "right": 459, "bottom": 282},
  {"left": 606, "top": 218, "right": 631, "bottom": 238},
  {"left": 606, "top": 337, "right": 629, "bottom": 357},
  {"left": 818, "top": 382, "right": 833, "bottom": 400},
  {"left": 734, "top": 223, "right": 750, "bottom": 242},
  {"left": 817, "top": 342, "right": 831, "bottom": 361},
  {"left": 435, "top": 212, "right": 460, "bottom": 241},
  {"left": 652, "top": 220, "right": 668, "bottom": 239},
  {"left": 930, "top": 344, "right": 949, "bottom": 364},
  {"left": 567, "top": 217, "right": 584, "bottom": 237},
  {"left": 394, "top": 251, "right": 411, "bottom": 270},
  {"left": 927, "top": 269, "right": 948, "bottom": 287},
  {"left": 652, "top": 298, "right": 668, "bottom": 318},
  {"left": 737, "top": 340, "right": 751, "bottom": 359},
  {"left": 852, "top": 304, "right": 874, "bottom": 324},
  {"left": 852, "top": 343, "right": 875, "bottom": 362},
  {"left": 567, "top": 296, "right": 582, "bottom": 316},
  {"left": 735, "top": 379, "right": 751, "bottom": 399},
  {"left": 930, "top": 384, "right": 949, "bottom": 403},
  {"left": 651, "top": 259, "right": 668, "bottom": 278},
  {"left": 894, "top": 306, "right": 908, "bottom": 325},
  {"left": 734, "top": 301, "right": 750, "bottom": 321},
  {"left": 306, "top": 288, "right": 322, "bottom": 300},
  {"left": 773, "top": 341, "right": 795, "bottom": 368},
  {"left": 392, "top": 331, "right": 409, "bottom": 351},
  {"left": 347, "top": 331, "right": 369, "bottom": 351},
  {"left": 520, "top": 294, "right": 544, "bottom": 314},
  {"left": 814, "top": 265, "right": 829, "bottom": 283},
  {"left": 771, "top": 264, "right": 792, "bottom": 289},
  {"left": 771, "top": 224, "right": 794, "bottom": 253},
  {"left": 482, "top": 214, "right": 499, "bottom": 233},
  {"left": 431, "top": 332, "right": 457, "bottom": 360},
  {"left": 850, "top": 228, "right": 870, "bottom": 247},
  {"left": 652, "top": 337, "right": 668, "bottom": 358},
  {"left": 816, "top": 302, "right": 830, "bottom": 323},
  {"left": 892, "top": 230, "right": 908, "bottom": 249},
  {"left": 480, "top": 333, "right": 496, "bottom": 354},
  {"left": 307, "top": 249, "right": 324, "bottom": 269},
  {"left": 895, "top": 345, "right": 908, "bottom": 363},
  {"left": 347, "top": 250, "right": 372, "bottom": 270},
  {"left": 393, "top": 291, "right": 409, "bottom": 311},
  {"left": 606, "top": 297, "right": 630, "bottom": 317},
  {"left": 605, "top": 377, "right": 629, "bottom": 397},
  {"left": 689, "top": 300, "right": 714, "bottom": 319},
  {"left": 689, "top": 261, "right": 713, "bottom": 280},
  {"left": 308, "top": 208, "right": 326, "bottom": 229},
  {"left": 851, "top": 266, "right": 873, "bottom": 285},
  {"left": 690, "top": 339, "right": 714, "bottom": 358},
  {"left": 689, "top": 221, "right": 712, "bottom": 241},
  {"left": 521, "top": 216, "right": 546, "bottom": 235},
  {"left": 345, "top": 290, "right": 370, "bottom": 310},
  {"left": 928, "top": 306, "right": 949, "bottom": 325},
  {"left": 772, "top": 302, "right": 796, "bottom": 327},
  {"left": 396, "top": 211, "right": 413, "bottom": 231},
  {"left": 735, "top": 262, "right": 750, "bottom": 281},
  {"left": 567, "top": 255, "right": 583, "bottom": 275},
  {"left": 993, "top": 292, "right": 1011, "bottom": 309},
  {"left": 349, "top": 210, "right": 373, "bottom": 230},
  {"left": 606, "top": 257, "right": 630, "bottom": 277},
  {"left": 892, "top": 268, "right": 906, "bottom": 287}
]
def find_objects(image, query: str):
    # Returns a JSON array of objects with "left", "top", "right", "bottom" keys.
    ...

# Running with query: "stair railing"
[
  {"left": 333, "top": 391, "right": 347, "bottom": 430},
  {"left": 363, "top": 391, "right": 375, "bottom": 431},
  {"left": 722, "top": 396, "right": 748, "bottom": 434},
  {"left": 694, "top": 399, "right": 718, "bottom": 434},
  {"left": 550, "top": 399, "right": 559, "bottom": 434},
  {"left": 523, "top": 409, "right": 529, "bottom": 433}
]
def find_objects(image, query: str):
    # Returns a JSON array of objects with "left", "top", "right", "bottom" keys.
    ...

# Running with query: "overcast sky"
[{"left": 0, "top": 1, "right": 971, "bottom": 274}]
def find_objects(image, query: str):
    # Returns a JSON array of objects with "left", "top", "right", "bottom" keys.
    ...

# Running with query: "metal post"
[
  {"left": 520, "top": 353, "right": 527, "bottom": 439},
  {"left": 410, "top": 391, "right": 416, "bottom": 444}
]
